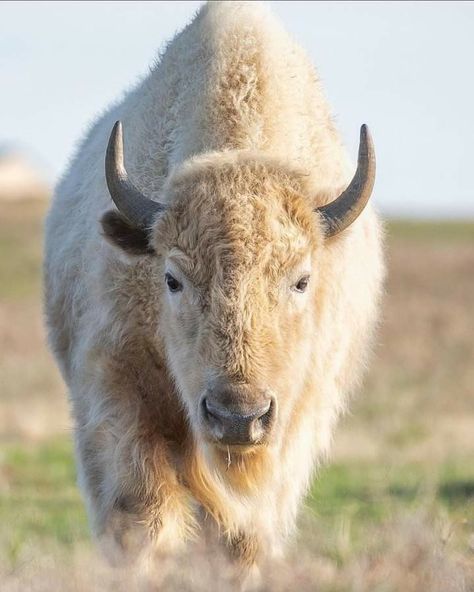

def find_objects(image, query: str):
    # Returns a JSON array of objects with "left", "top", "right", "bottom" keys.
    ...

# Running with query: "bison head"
[{"left": 101, "top": 121, "right": 375, "bottom": 457}]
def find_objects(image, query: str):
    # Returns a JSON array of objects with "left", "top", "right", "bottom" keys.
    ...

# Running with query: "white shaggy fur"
[{"left": 44, "top": 1, "right": 384, "bottom": 568}]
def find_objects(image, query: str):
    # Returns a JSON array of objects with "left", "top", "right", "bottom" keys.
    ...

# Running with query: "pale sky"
[{"left": 1, "top": 1, "right": 473, "bottom": 217}]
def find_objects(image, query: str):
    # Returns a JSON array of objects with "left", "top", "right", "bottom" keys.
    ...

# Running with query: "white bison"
[{"left": 44, "top": 0, "right": 384, "bottom": 571}]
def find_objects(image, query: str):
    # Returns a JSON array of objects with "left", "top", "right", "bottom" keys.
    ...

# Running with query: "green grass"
[
  {"left": 1, "top": 437, "right": 473, "bottom": 569},
  {"left": 310, "top": 460, "right": 474, "bottom": 518},
  {"left": 0, "top": 439, "right": 89, "bottom": 565},
  {"left": 304, "top": 459, "right": 474, "bottom": 566}
]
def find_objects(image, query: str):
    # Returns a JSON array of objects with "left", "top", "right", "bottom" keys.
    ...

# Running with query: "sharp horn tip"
[
  {"left": 108, "top": 121, "right": 124, "bottom": 159},
  {"left": 110, "top": 121, "right": 123, "bottom": 142},
  {"left": 360, "top": 124, "right": 374, "bottom": 143}
]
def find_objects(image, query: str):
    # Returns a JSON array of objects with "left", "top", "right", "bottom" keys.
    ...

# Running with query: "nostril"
[
  {"left": 201, "top": 397, "right": 225, "bottom": 441},
  {"left": 256, "top": 399, "right": 271, "bottom": 418},
  {"left": 261, "top": 397, "right": 275, "bottom": 420},
  {"left": 202, "top": 397, "right": 216, "bottom": 421},
  {"left": 249, "top": 398, "right": 276, "bottom": 443},
  {"left": 202, "top": 397, "right": 223, "bottom": 422}
]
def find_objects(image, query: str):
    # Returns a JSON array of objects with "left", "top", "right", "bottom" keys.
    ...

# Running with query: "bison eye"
[
  {"left": 165, "top": 272, "right": 183, "bottom": 293},
  {"left": 293, "top": 275, "right": 310, "bottom": 293}
]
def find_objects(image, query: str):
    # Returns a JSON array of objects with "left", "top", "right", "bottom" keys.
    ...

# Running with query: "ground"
[{"left": 0, "top": 201, "right": 473, "bottom": 590}]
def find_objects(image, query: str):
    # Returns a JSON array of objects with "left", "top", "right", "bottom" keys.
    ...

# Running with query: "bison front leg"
[
  {"left": 74, "top": 408, "right": 193, "bottom": 564},
  {"left": 226, "top": 531, "right": 260, "bottom": 568}
]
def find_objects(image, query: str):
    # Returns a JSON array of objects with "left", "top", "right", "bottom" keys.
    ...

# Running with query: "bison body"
[{"left": 44, "top": 1, "right": 384, "bottom": 568}]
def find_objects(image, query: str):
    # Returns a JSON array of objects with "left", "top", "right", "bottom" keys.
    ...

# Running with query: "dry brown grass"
[
  {"left": 335, "top": 223, "right": 474, "bottom": 465},
  {"left": 0, "top": 201, "right": 68, "bottom": 442},
  {"left": 0, "top": 513, "right": 472, "bottom": 591}
]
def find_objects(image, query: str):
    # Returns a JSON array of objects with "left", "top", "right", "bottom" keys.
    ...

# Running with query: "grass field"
[{"left": 0, "top": 200, "right": 473, "bottom": 590}]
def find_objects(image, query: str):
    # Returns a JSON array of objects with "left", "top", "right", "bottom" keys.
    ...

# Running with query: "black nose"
[{"left": 201, "top": 395, "right": 276, "bottom": 446}]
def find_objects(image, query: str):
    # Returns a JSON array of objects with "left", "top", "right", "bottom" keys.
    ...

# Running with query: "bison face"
[
  {"left": 148, "top": 155, "right": 323, "bottom": 453},
  {"left": 101, "top": 122, "right": 375, "bottom": 456}
]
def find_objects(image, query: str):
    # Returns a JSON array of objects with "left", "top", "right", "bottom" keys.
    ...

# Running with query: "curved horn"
[
  {"left": 105, "top": 120, "right": 164, "bottom": 228},
  {"left": 316, "top": 124, "right": 376, "bottom": 237}
]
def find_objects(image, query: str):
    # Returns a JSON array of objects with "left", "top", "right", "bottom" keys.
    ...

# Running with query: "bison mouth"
[{"left": 214, "top": 441, "right": 266, "bottom": 456}]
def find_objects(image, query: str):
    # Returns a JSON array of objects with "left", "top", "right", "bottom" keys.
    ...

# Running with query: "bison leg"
[
  {"left": 74, "top": 410, "right": 193, "bottom": 564},
  {"left": 227, "top": 531, "right": 259, "bottom": 567}
]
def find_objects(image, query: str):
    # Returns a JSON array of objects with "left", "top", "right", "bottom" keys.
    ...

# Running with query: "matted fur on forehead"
[{"left": 153, "top": 151, "right": 322, "bottom": 284}]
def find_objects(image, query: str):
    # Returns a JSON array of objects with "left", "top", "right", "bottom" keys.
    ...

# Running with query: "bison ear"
[{"left": 101, "top": 210, "right": 155, "bottom": 255}]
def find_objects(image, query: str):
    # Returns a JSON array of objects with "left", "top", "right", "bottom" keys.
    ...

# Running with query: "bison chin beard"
[
  {"left": 181, "top": 433, "right": 275, "bottom": 542},
  {"left": 183, "top": 430, "right": 275, "bottom": 531},
  {"left": 204, "top": 433, "right": 274, "bottom": 493}
]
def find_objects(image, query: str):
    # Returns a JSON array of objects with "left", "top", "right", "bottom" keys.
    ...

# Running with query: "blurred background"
[{"left": 0, "top": 2, "right": 473, "bottom": 590}]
